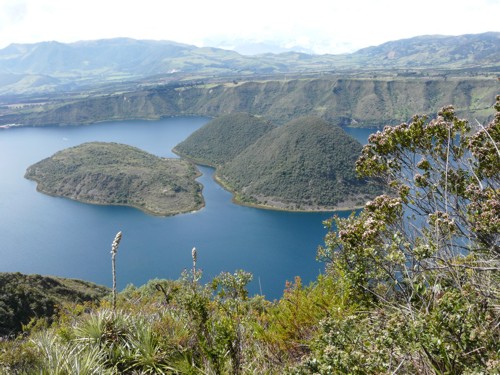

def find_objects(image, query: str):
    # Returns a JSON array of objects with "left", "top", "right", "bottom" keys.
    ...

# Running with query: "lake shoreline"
[
  {"left": 29, "top": 183, "right": 207, "bottom": 217},
  {"left": 173, "top": 148, "right": 364, "bottom": 213},
  {"left": 214, "top": 173, "right": 364, "bottom": 213}
]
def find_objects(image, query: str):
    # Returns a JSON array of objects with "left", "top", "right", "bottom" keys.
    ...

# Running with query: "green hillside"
[
  {"left": 0, "top": 272, "right": 109, "bottom": 335},
  {"left": 0, "top": 33, "right": 498, "bottom": 94},
  {"left": 352, "top": 32, "right": 500, "bottom": 68},
  {"left": 218, "top": 116, "right": 383, "bottom": 210},
  {"left": 25, "top": 142, "right": 203, "bottom": 216},
  {"left": 173, "top": 112, "right": 277, "bottom": 166},
  {"left": 4, "top": 76, "right": 497, "bottom": 128}
]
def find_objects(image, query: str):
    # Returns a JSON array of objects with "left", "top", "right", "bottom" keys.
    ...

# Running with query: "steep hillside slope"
[
  {"left": 8, "top": 77, "right": 497, "bottom": 127},
  {"left": 173, "top": 112, "right": 277, "bottom": 166},
  {"left": 218, "top": 116, "right": 383, "bottom": 210},
  {"left": 25, "top": 142, "right": 203, "bottom": 216},
  {"left": 0, "top": 272, "right": 108, "bottom": 335}
]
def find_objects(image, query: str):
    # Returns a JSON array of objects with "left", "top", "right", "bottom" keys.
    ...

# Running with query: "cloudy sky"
[{"left": 0, "top": 0, "right": 499, "bottom": 54}]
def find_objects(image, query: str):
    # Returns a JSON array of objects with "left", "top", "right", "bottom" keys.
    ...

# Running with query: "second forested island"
[
  {"left": 25, "top": 142, "right": 204, "bottom": 216},
  {"left": 174, "top": 113, "right": 384, "bottom": 211}
]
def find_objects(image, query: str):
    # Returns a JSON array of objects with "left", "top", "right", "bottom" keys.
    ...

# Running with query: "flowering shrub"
[{"left": 310, "top": 96, "right": 500, "bottom": 373}]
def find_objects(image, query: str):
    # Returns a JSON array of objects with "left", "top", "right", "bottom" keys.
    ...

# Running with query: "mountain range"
[{"left": 0, "top": 32, "right": 498, "bottom": 95}]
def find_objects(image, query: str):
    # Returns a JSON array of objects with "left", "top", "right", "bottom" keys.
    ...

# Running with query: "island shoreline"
[{"left": 173, "top": 148, "right": 365, "bottom": 214}]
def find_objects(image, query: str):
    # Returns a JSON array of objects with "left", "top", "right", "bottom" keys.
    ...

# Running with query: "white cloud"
[{"left": 0, "top": 0, "right": 498, "bottom": 53}]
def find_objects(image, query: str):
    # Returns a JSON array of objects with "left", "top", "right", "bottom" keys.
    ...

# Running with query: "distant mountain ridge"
[
  {"left": 0, "top": 32, "right": 498, "bottom": 95},
  {"left": 353, "top": 32, "right": 500, "bottom": 68},
  {"left": 4, "top": 76, "right": 496, "bottom": 128},
  {"left": 0, "top": 38, "right": 195, "bottom": 76}
]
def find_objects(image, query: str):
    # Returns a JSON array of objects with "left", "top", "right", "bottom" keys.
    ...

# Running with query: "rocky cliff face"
[{"left": 8, "top": 77, "right": 498, "bottom": 127}]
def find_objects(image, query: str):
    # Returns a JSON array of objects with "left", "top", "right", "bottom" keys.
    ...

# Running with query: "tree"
[{"left": 314, "top": 96, "right": 499, "bottom": 373}]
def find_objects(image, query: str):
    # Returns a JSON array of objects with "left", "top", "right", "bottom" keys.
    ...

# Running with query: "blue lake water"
[{"left": 0, "top": 118, "right": 372, "bottom": 300}]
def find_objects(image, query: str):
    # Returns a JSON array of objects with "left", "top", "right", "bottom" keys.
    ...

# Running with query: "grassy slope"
[
  {"left": 25, "top": 142, "right": 204, "bottom": 216},
  {"left": 218, "top": 116, "right": 383, "bottom": 210},
  {"left": 173, "top": 112, "right": 277, "bottom": 167},
  {"left": 0, "top": 272, "right": 109, "bottom": 335}
]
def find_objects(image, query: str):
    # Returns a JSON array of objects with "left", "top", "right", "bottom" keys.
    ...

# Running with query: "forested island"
[
  {"left": 25, "top": 142, "right": 204, "bottom": 216},
  {"left": 175, "top": 113, "right": 384, "bottom": 210}
]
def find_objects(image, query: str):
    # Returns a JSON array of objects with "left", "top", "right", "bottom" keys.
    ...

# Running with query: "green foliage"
[
  {"left": 0, "top": 337, "right": 40, "bottom": 374},
  {"left": 256, "top": 275, "right": 356, "bottom": 367},
  {"left": 0, "top": 272, "right": 108, "bottom": 336},
  {"left": 294, "top": 312, "right": 403, "bottom": 374},
  {"left": 33, "top": 330, "right": 111, "bottom": 375},
  {"left": 309, "top": 97, "right": 500, "bottom": 373},
  {"left": 25, "top": 142, "right": 204, "bottom": 216},
  {"left": 174, "top": 112, "right": 277, "bottom": 167},
  {"left": 293, "top": 277, "right": 499, "bottom": 374},
  {"left": 219, "top": 116, "right": 384, "bottom": 209},
  {"left": 2, "top": 267, "right": 352, "bottom": 374}
]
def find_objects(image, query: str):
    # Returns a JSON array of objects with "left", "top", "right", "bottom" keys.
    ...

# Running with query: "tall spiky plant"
[
  {"left": 111, "top": 231, "right": 122, "bottom": 312},
  {"left": 191, "top": 246, "right": 201, "bottom": 285},
  {"left": 191, "top": 247, "right": 197, "bottom": 275}
]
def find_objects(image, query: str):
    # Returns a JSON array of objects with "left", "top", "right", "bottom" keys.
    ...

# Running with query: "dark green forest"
[
  {"left": 173, "top": 112, "right": 276, "bottom": 167},
  {"left": 177, "top": 114, "right": 384, "bottom": 210}
]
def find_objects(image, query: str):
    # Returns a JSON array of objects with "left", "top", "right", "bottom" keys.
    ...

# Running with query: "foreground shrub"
[{"left": 310, "top": 97, "right": 500, "bottom": 374}]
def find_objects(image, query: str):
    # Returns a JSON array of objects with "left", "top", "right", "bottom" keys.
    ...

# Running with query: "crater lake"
[{"left": 0, "top": 117, "right": 371, "bottom": 299}]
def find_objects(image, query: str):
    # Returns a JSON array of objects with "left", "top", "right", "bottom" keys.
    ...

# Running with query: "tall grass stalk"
[{"left": 111, "top": 231, "right": 122, "bottom": 312}]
